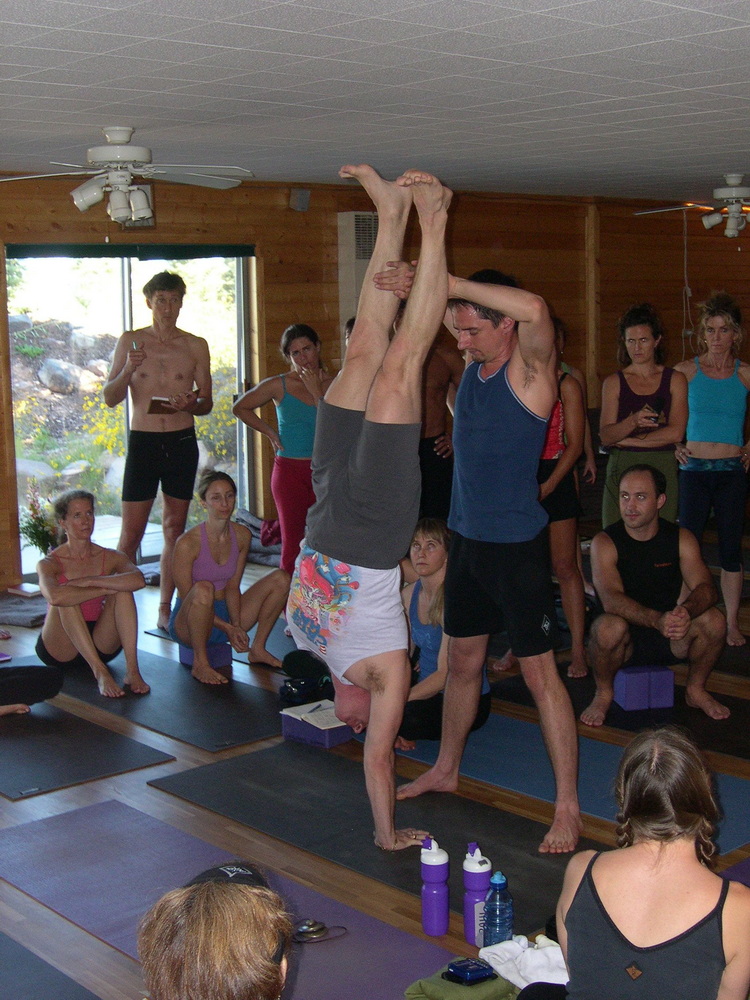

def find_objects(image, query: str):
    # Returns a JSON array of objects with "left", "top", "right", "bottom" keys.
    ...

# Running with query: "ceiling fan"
[
  {"left": 635, "top": 174, "right": 750, "bottom": 238},
  {"left": 0, "top": 126, "right": 254, "bottom": 224}
]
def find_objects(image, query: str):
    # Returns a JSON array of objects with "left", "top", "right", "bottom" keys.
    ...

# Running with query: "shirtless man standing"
[
  {"left": 103, "top": 272, "right": 213, "bottom": 630},
  {"left": 287, "top": 164, "right": 451, "bottom": 851}
]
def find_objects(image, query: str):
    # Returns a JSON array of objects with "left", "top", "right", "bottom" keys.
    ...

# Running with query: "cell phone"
[{"left": 443, "top": 958, "right": 497, "bottom": 985}]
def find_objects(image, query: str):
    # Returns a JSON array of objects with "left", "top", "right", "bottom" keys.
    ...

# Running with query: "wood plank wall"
[{"left": 0, "top": 177, "right": 747, "bottom": 587}]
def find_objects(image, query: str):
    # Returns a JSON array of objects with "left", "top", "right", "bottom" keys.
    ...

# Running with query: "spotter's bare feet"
[
  {"left": 397, "top": 169, "right": 452, "bottom": 215},
  {"left": 339, "top": 164, "right": 412, "bottom": 218},
  {"left": 97, "top": 670, "right": 125, "bottom": 698},
  {"left": 726, "top": 625, "right": 746, "bottom": 647},
  {"left": 580, "top": 692, "right": 612, "bottom": 727},
  {"left": 685, "top": 687, "right": 730, "bottom": 720},
  {"left": 396, "top": 766, "right": 458, "bottom": 800},
  {"left": 0, "top": 703, "right": 30, "bottom": 716},
  {"left": 125, "top": 670, "right": 151, "bottom": 695},
  {"left": 192, "top": 663, "right": 229, "bottom": 685},
  {"left": 248, "top": 645, "right": 282, "bottom": 669},
  {"left": 538, "top": 806, "right": 582, "bottom": 854}
]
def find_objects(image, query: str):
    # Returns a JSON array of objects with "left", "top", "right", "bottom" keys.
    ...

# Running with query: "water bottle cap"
[
  {"left": 490, "top": 870, "right": 507, "bottom": 887},
  {"left": 421, "top": 837, "right": 449, "bottom": 865},
  {"left": 463, "top": 843, "right": 491, "bottom": 872}
]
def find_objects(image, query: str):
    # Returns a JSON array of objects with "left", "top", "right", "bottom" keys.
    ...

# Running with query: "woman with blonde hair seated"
[
  {"left": 518, "top": 726, "right": 750, "bottom": 1000},
  {"left": 138, "top": 862, "right": 292, "bottom": 1000}
]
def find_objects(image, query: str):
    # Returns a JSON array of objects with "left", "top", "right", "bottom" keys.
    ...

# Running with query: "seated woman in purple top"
[{"left": 169, "top": 471, "right": 289, "bottom": 684}]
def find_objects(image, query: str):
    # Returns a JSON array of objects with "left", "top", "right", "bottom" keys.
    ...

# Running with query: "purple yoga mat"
[
  {"left": 722, "top": 857, "right": 750, "bottom": 888},
  {"left": 0, "top": 801, "right": 454, "bottom": 1000}
]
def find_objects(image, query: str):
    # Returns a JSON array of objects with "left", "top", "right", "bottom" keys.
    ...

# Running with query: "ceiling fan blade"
[
  {"left": 634, "top": 205, "right": 691, "bottom": 216},
  {"left": 148, "top": 170, "right": 242, "bottom": 190},
  {"left": 155, "top": 164, "right": 254, "bottom": 177},
  {"left": 50, "top": 161, "right": 87, "bottom": 169},
  {"left": 0, "top": 170, "right": 93, "bottom": 183}
]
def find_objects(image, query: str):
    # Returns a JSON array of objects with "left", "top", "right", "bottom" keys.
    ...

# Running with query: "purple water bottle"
[
  {"left": 463, "top": 842, "right": 492, "bottom": 946},
  {"left": 421, "top": 837, "right": 450, "bottom": 936}
]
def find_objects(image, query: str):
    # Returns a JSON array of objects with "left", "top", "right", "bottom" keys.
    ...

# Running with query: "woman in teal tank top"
[
  {"left": 675, "top": 293, "right": 750, "bottom": 647},
  {"left": 233, "top": 324, "right": 334, "bottom": 575}
]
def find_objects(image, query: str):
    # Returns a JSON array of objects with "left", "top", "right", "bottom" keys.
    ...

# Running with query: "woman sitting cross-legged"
[
  {"left": 516, "top": 726, "right": 750, "bottom": 1000},
  {"left": 36, "top": 489, "right": 150, "bottom": 698},
  {"left": 169, "top": 470, "right": 290, "bottom": 684}
]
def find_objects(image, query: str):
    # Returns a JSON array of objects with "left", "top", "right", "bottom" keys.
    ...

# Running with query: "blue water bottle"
[
  {"left": 482, "top": 870, "right": 513, "bottom": 947},
  {"left": 463, "top": 842, "right": 492, "bottom": 946},
  {"left": 421, "top": 837, "right": 450, "bottom": 936}
]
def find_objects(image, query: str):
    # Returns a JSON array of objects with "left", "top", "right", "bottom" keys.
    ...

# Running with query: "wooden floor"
[{"left": 1, "top": 566, "right": 749, "bottom": 999}]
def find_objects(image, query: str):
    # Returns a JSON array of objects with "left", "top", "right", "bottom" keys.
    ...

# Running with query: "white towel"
[{"left": 479, "top": 934, "right": 568, "bottom": 989}]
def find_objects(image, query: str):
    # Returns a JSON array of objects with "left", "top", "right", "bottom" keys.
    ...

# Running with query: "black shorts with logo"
[{"left": 444, "top": 529, "right": 558, "bottom": 658}]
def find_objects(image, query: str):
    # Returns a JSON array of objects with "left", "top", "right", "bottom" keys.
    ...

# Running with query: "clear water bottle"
[{"left": 482, "top": 870, "right": 513, "bottom": 947}]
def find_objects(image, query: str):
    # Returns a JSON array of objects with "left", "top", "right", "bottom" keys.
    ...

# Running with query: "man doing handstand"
[{"left": 287, "top": 164, "right": 451, "bottom": 851}]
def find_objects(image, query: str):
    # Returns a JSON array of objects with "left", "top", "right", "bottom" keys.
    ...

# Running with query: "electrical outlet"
[{"left": 682, "top": 329, "right": 693, "bottom": 338}]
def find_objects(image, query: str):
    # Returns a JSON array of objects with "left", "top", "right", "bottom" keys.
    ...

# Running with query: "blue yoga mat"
[{"left": 398, "top": 714, "right": 750, "bottom": 854}]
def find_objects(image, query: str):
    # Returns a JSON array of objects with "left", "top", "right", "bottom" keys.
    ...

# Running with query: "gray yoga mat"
[
  {"left": 149, "top": 741, "right": 603, "bottom": 934},
  {"left": 16, "top": 649, "right": 282, "bottom": 752},
  {"left": 0, "top": 933, "right": 101, "bottom": 1000},
  {"left": 0, "top": 702, "right": 173, "bottom": 799},
  {"left": 0, "top": 801, "right": 455, "bottom": 1000}
]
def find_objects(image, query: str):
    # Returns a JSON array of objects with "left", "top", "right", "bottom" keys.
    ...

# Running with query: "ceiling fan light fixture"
[
  {"left": 106, "top": 188, "right": 131, "bottom": 223},
  {"left": 129, "top": 185, "right": 153, "bottom": 221},
  {"left": 71, "top": 176, "right": 106, "bottom": 212},
  {"left": 702, "top": 211, "right": 724, "bottom": 230}
]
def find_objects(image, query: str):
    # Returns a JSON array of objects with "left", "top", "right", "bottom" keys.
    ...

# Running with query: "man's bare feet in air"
[
  {"left": 0, "top": 703, "right": 30, "bottom": 716},
  {"left": 396, "top": 765, "right": 458, "bottom": 800},
  {"left": 248, "top": 645, "right": 282, "bottom": 669},
  {"left": 192, "top": 662, "right": 229, "bottom": 685},
  {"left": 726, "top": 623, "right": 746, "bottom": 647},
  {"left": 685, "top": 686, "right": 730, "bottom": 720},
  {"left": 96, "top": 669, "right": 125, "bottom": 698},
  {"left": 339, "top": 164, "right": 412, "bottom": 220},
  {"left": 538, "top": 805, "right": 582, "bottom": 854},
  {"left": 397, "top": 169, "right": 452, "bottom": 221},
  {"left": 580, "top": 691, "right": 612, "bottom": 727},
  {"left": 124, "top": 668, "right": 151, "bottom": 695},
  {"left": 394, "top": 735, "right": 416, "bottom": 752}
]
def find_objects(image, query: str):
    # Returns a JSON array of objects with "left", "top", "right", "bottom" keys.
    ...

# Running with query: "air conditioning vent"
[{"left": 338, "top": 211, "right": 378, "bottom": 344}]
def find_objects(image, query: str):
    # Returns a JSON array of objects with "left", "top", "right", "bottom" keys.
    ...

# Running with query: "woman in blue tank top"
[
  {"left": 396, "top": 518, "right": 490, "bottom": 750},
  {"left": 675, "top": 293, "right": 750, "bottom": 648},
  {"left": 233, "top": 325, "right": 334, "bottom": 576},
  {"left": 516, "top": 727, "right": 750, "bottom": 1000},
  {"left": 599, "top": 303, "right": 687, "bottom": 527}
]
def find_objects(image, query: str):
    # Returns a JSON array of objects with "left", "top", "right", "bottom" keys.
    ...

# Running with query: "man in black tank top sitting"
[{"left": 581, "top": 463, "right": 729, "bottom": 727}]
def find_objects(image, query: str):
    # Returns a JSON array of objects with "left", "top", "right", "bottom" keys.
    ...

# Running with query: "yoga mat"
[
  {"left": 16, "top": 650, "right": 282, "bottom": 752},
  {"left": 149, "top": 742, "right": 603, "bottom": 933},
  {"left": 396, "top": 714, "right": 750, "bottom": 853},
  {"left": 0, "top": 801, "right": 454, "bottom": 1000},
  {"left": 492, "top": 667, "right": 750, "bottom": 764},
  {"left": 0, "top": 703, "right": 173, "bottom": 799},
  {"left": 0, "top": 933, "right": 101, "bottom": 1000},
  {"left": 146, "top": 614, "right": 296, "bottom": 667}
]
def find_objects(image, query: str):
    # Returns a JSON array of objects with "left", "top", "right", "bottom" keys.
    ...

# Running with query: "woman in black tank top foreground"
[{"left": 518, "top": 727, "right": 750, "bottom": 1000}]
